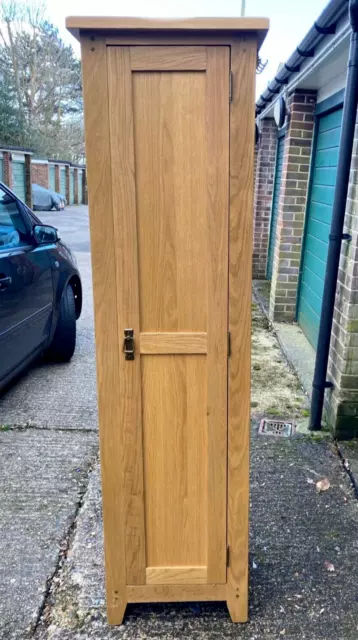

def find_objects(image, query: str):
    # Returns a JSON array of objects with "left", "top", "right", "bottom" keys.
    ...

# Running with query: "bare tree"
[{"left": 0, "top": 0, "right": 83, "bottom": 158}]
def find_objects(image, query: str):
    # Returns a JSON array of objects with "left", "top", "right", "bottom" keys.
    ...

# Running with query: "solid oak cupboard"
[{"left": 66, "top": 16, "right": 268, "bottom": 625}]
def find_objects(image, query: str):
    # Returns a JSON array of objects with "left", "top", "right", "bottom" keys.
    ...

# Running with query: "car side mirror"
[{"left": 33, "top": 224, "right": 60, "bottom": 245}]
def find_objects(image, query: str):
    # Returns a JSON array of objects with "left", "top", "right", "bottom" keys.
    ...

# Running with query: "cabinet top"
[{"left": 66, "top": 16, "right": 269, "bottom": 48}]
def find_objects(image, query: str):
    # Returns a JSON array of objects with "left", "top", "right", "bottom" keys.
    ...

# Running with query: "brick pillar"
[
  {"left": 32, "top": 162, "right": 49, "bottom": 189},
  {"left": 24, "top": 154, "right": 32, "bottom": 207},
  {"left": 325, "top": 116, "right": 358, "bottom": 438},
  {"left": 65, "top": 165, "right": 70, "bottom": 204},
  {"left": 253, "top": 118, "right": 277, "bottom": 279},
  {"left": 3, "top": 151, "right": 12, "bottom": 188},
  {"left": 74, "top": 168, "right": 79, "bottom": 204},
  {"left": 82, "top": 168, "right": 87, "bottom": 204},
  {"left": 55, "top": 164, "right": 60, "bottom": 193},
  {"left": 269, "top": 89, "right": 317, "bottom": 321}
]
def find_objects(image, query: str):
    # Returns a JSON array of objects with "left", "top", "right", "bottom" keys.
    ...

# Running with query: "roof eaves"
[{"left": 256, "top": 0, "right": 349, "bottom": 116}]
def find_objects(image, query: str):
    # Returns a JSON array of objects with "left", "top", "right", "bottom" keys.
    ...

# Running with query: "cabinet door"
[{"left": 107, "top": 45, "right": 229, "bottom": 586}]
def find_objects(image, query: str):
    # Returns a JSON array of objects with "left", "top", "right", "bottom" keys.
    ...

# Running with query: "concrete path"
[
  {"left": 2, "top": 208, "right": 358, "bottom": 639},
  {"left": 0, "top": 206, "right": 98, "bottom": 639}
]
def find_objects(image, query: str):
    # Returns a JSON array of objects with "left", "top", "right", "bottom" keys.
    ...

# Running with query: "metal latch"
[{"left": 123, "top": 329, "right": 135, "bottom": 360}]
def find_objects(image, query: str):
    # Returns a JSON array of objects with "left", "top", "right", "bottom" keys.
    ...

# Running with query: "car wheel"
[{"left": 47, "top": 284, "right": 76, "bottom": 362}]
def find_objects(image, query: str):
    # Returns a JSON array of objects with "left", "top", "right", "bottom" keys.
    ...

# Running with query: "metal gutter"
[{"left": 256, "top": 0, "right": 349, "bottom": 116}]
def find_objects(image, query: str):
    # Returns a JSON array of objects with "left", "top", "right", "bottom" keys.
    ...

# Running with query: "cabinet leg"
[
  {"left": 107, "top": 601, "right": 127, "bottom": 625},
  {"left": 226, "top": 570, "right": 248, "bottom": 623}
]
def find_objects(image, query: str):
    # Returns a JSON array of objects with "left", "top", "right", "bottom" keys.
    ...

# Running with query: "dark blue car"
[{"left": 0, "top": 181, "right": 82, "bottom": 390}]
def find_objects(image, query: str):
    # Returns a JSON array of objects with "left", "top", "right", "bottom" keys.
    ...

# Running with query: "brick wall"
[
  {"left": 55, "top": 165, "right": 60, "bottom": 193},
  {"left": 24, "top": 154, "right": 32, "bottom": 207},
  {"left": 269, "top": 89, "right": 317, "bottom": 321},
  {"left": 82, "top": 168, "right": 87, "bottom": 204},
  {"left": 65, "top": 165, "right": 70, "bottom": 204},
  {"left": 3, "top": 151, "right": 12, "bottom": 188},
  {"left": 326, "top": 113, "right": 358, "bottom": 438},
  {"left": 74, "top": 168, "right": 79, "bottom": 204},
  {"left": 253, "top": 118, "right": 277, "bottom": 279},
  {"left": 32, "top": 162, "right": 49, "bottom": 189}
]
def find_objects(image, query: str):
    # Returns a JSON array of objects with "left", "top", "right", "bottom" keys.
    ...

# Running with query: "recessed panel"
[
  {"left": 133, "top": 71, "right": 207, "bottom": 332},
  {"left": 141, "top": 355, "right": 208, "bottom": 567}
]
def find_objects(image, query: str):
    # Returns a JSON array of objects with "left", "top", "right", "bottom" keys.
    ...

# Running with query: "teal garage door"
[
  {"left": 0, "top": 157, "right": 3, "bottom": 182},
  {"left": 12, "top": 161, "right": 26, "bottom": 201},
  {"left": 49, "top": 165, "right": 56, "bottom": 191},
  {"left": 78, "top": 170, "right": 83, "bottom": 203},
  {"left": 297, "top": 106, "right": 343, "bottom": 349},
  {"left": 60, "top": 167, "right": 66, "bottom": 197},
  {"left": 69, "top": 169, "right": 75, "bottom": 204},
  {"left": 266, "top": 135, "right": 285, "bottom": 279}
]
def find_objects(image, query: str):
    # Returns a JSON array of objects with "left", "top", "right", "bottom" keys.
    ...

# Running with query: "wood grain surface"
[
  {"left": 81, "top": 37, "right": 128, "bottom": 624},
  {"left": 146, "top": 566, "right": 208, "bottom": 585},
  {"left": 127, "top": 583, "right": 227, "bottom": 602},
  {"left": 205, "top": 46, "right": 229, "bottom": 585},
  {"left": 227, "top": 36, "right": 257, "bottom": 623},
  {"left": 107, "top": 46, "right": 146, "bottom": 586},
  {"left": 130, "top": 46, "right": 207, "bottom": 70},
  {"left": 140, "top": 332, "right": 207, "bottom": 354},
  {"left": 79, "top": 29, "right": 259, "bottom": 620}
]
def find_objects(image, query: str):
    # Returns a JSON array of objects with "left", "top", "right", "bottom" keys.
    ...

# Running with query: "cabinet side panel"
[
  {"left": 80, "top": 36, "right": 127, "bottom": 624},
  {"left": 227, "top": 36, "right": 257, "bottom": 623}
]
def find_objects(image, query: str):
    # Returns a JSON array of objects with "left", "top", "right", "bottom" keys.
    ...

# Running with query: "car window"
[{"left": 0, "top": 188, "right": 29, "bottom": 250}]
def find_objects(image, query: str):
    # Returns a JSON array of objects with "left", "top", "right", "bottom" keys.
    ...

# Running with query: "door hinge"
[
  {"left": 229, "top": 71, "right": 233, "bottom": 103},
  {"left": 228, "top": 331, "right": 231, "bottom": 357},
  {"left": 226, "top": 545, "right": 230, "bottom": 567}
]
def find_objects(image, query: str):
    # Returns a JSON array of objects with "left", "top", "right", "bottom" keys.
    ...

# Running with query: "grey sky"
[{"left": 50, "top": 0, "right": 329, "bottom": 96}]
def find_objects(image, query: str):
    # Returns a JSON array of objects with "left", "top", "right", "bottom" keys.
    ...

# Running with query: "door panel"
[
  {"left": 142, "top": 355, "right": 207, "bottom": 569},
  {"left": 49, "top": 166, "right": 56, "bottom": 191},
  {"left": 70, "top": 170, "right": 75, "bottom": 204},
  {"left": 297, "top": 106, "right": 343, "bottom": 348},
  {"left": 12, "top": 162, "right": 26, "bottom": 201},
  {"left": 133, "top": 71, "right": 207, "bottom": 332},
  {"left": 60, "top": 168, "right": 66, "bottom": 196},
  {"left": 107, "top": 46, "right": 229, "bottom": 586},
  {"left": 78, "top": 170, "right": 83, "bottom": 203}
]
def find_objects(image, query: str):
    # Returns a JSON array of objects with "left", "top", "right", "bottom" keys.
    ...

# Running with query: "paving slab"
[
  {"left": 0, "top": 206, "right": 98, "bottom": 431},
  {"left": 0, "top": 427, "right": 98, "bottom": 640}
]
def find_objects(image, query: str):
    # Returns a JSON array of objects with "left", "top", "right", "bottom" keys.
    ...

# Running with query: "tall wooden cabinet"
[{"left": 66, "top": 16, "right": 268, "bottom": 624}]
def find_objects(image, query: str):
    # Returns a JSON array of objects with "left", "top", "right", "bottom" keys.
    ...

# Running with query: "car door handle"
[{"left": 0, "top": 276, "right": 12, "bottom": 291}]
